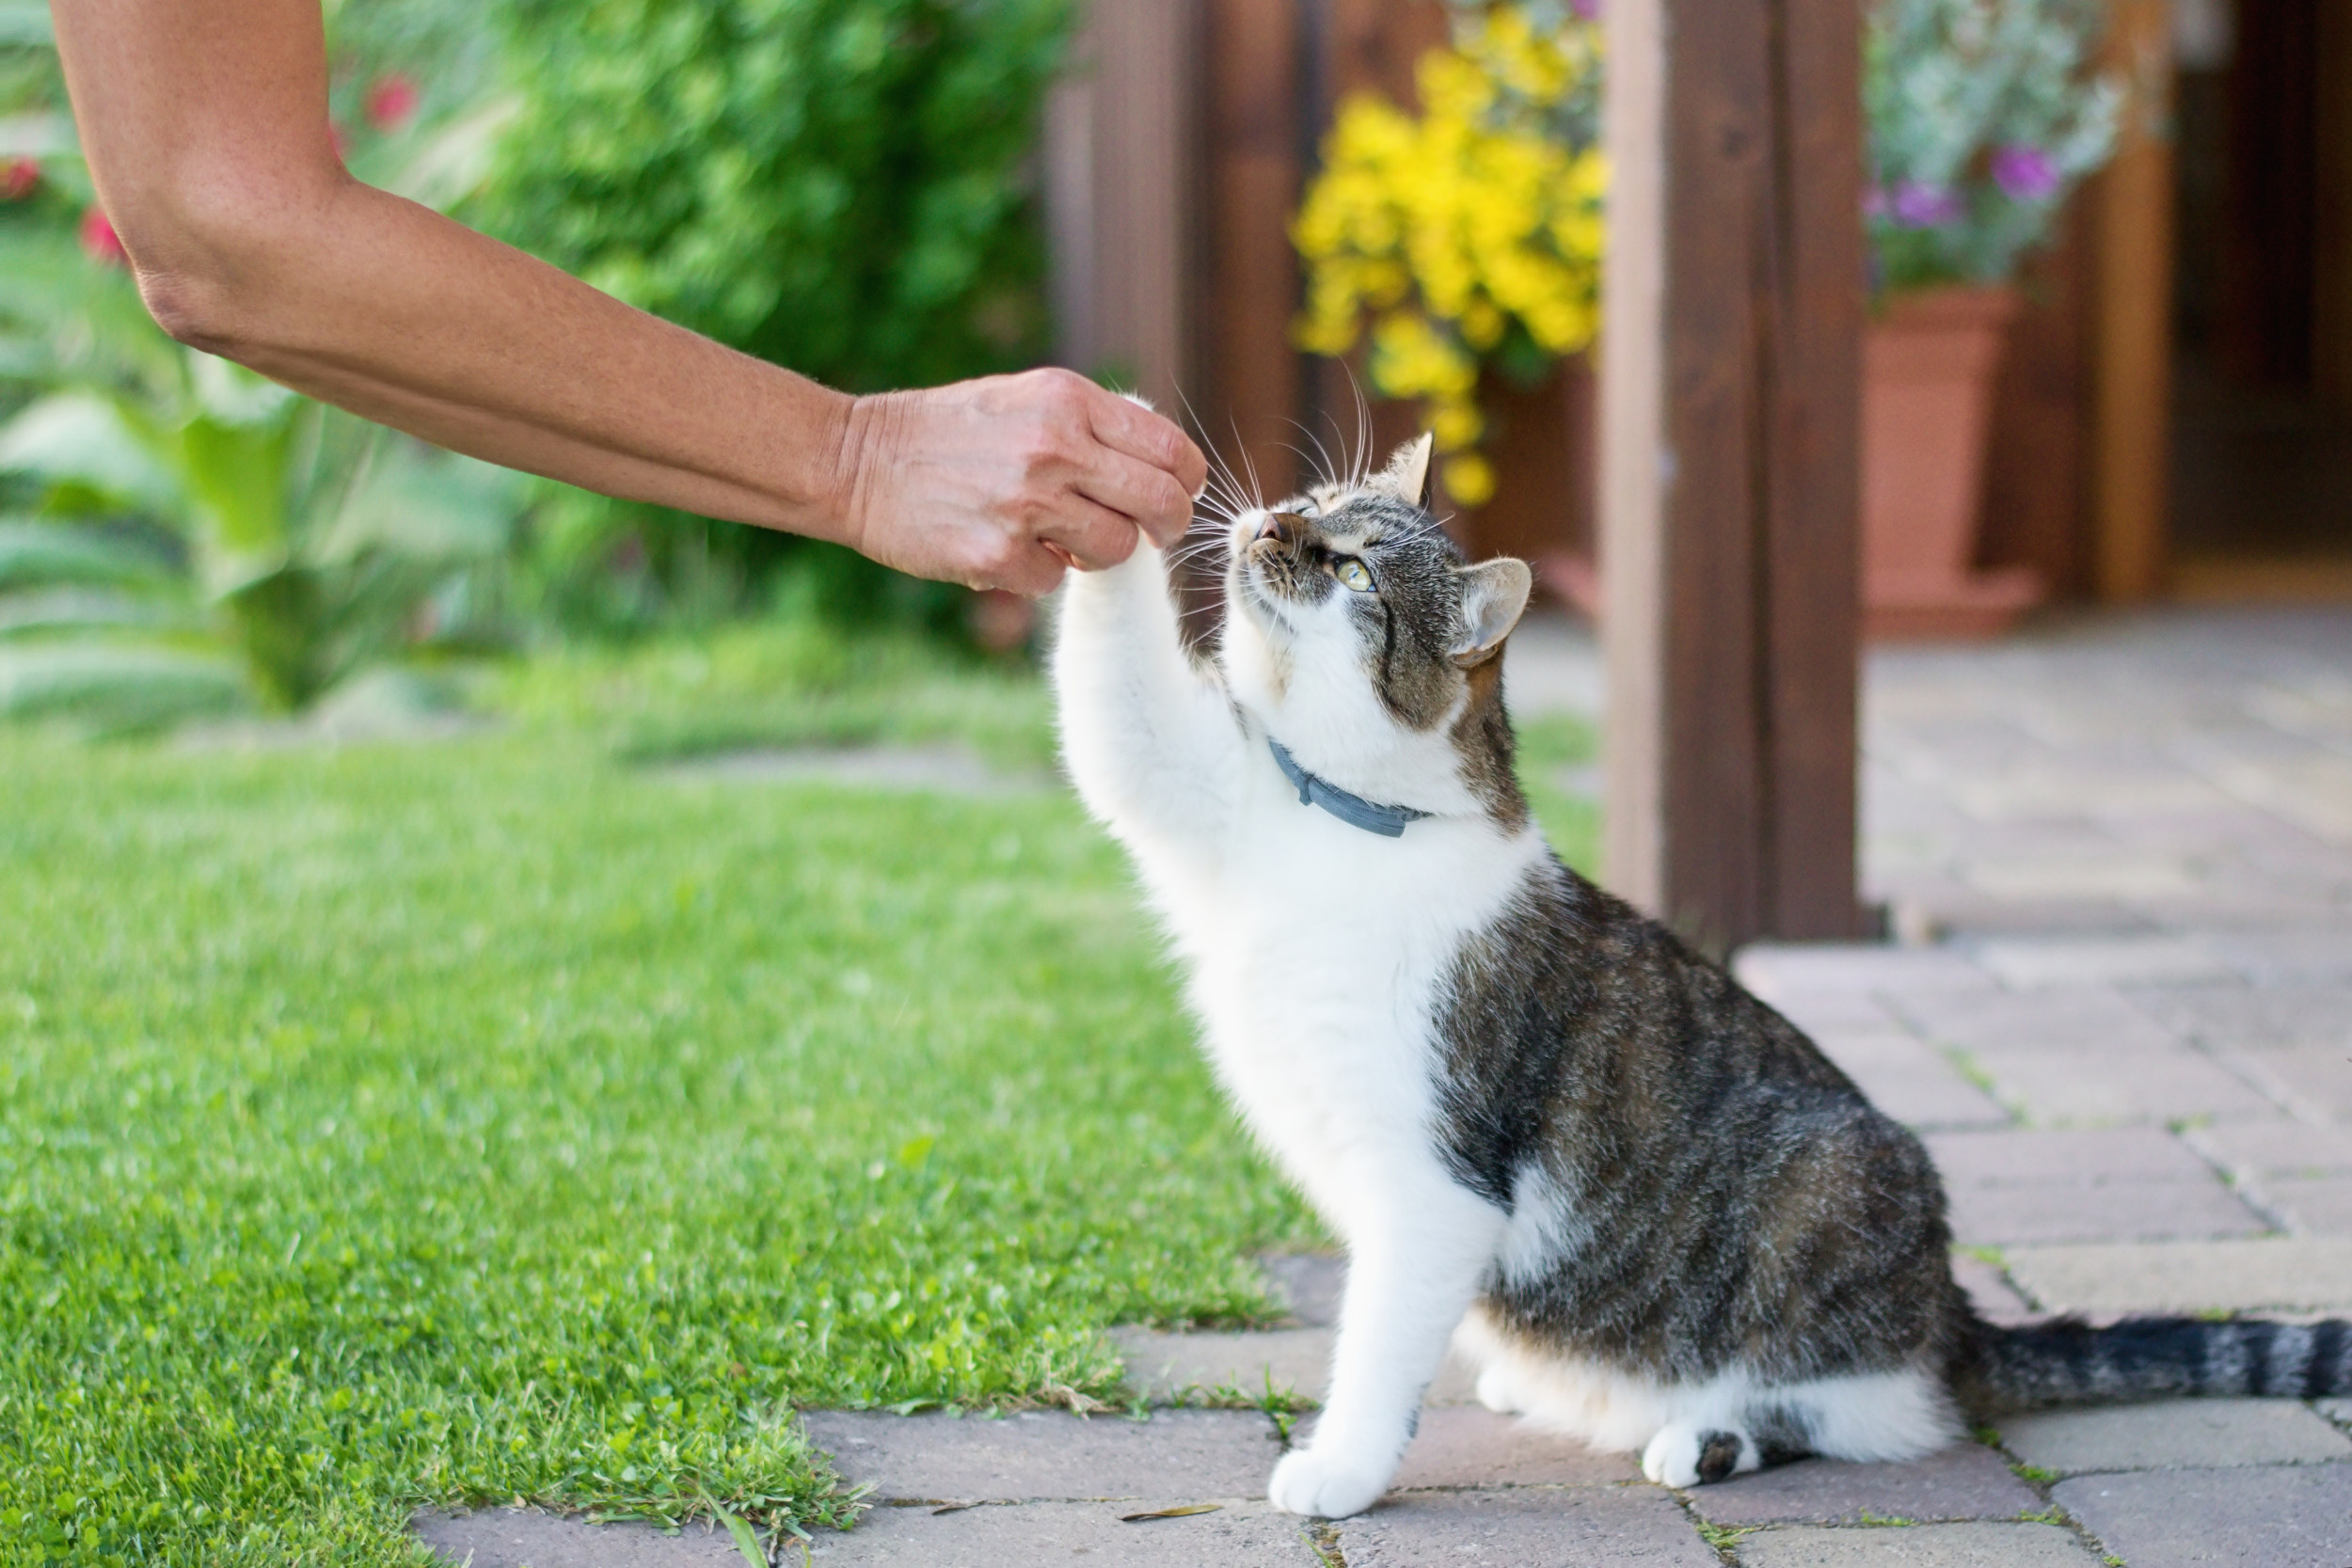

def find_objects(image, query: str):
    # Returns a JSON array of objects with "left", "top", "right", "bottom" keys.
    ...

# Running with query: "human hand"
[{"left": 832, "top": 368, "right": 1208, "bottom": 596}]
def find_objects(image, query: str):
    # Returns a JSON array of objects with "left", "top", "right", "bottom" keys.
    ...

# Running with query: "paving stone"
[
  {"left": 2190, "top": 927, "right": 2352, "bottom": 984},
  {"left": 1924, "top": 1127, "right": 2218, "bottom": 1186},
  {"left": 1260, "top": 1252, "right": 1344, "bottom": 1326},
  {"left": 1973, "top": 937, "right": 2233, "bottom": 990},
  {"left": 1110, "top": 1326, "right": 1482, "bottom": 1408},
  {"left": 1733, "top": 1521, "right": 2105, "bottom": 1567},
  {"left": 2252, "top": 1176, "right": 2352, "bottom": 1236},
  {"left": 1997, "top": 1398, "right": 2352, "bottom": 1474},
  {"left": 1963, "top": 854, "right": 2204, "bottom": 902},
  {"left": 1811, "top": 1037, "right": 2011, "bottom": 1130},
  {"left": 1963, "top": 1044, "right": 2279, "bottom": 1126},
  {"left": 801, "top": 1408, "right": 1280, "bottom": 1503},
  {"left": 2053, "top": 1463, "right": 2352, "bottom": 1567},
  {"left": 1946, "top": 1179, "right": 2267, "bottom": 1245},
  {"left": 1890, "top": 987, "right": 2181, "bottom": 1055},
  {"left": 2002, "top": 1238, "right": 2352, "bottom": 1314},
  {"left": 2223, "top": 1045, "right": 2352, "bottom": 1122},
  {"left": 414, "top": 1508, "right": 749, "bottom": 1567},
  {"left": 1113, "top": 1326, "right": 1334, "bottom": 1404},
  {"left": 1387, "top": 1406, "right": 1639, "bottom": 1490},
  {"left": 2185, "top": 1119, "right": 2352, "bottom": 1180},
  {"left": 800, "top": 1497, "right": 1325, "bottom": 1564},
  {"left": 1336, "top": 1485, "right": 1716, "bottom": 1567},
  {"left": 1949, "top": 1253, "right": 2037, "bottom": 1323},
  {"left": 1731, "top": 944, "right": 1994, "bottom": 1002},
  {"left": 1683, "top": 1440, "right": 2037, "bottom": 1528},
  {"left": 2126, "top": 984, "right": 2352, "bottom": 1051}
]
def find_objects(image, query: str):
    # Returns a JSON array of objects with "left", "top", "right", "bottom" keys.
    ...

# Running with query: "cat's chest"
[{"left": 1178, "top": 809, "right": 1542, "bottom": 1116}]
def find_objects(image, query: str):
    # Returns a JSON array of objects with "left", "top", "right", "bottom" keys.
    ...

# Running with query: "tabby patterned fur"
[{"left": 1049, "top": 434, "right": 2350, "bottom": 1519}]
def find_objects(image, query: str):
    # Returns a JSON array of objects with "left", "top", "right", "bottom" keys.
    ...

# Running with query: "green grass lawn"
[{"left": 0, "top": 632, "right": 1596, "bottom": 1565}]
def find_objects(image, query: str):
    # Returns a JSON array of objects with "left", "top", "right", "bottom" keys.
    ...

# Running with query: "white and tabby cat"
[{"left": 1051, "top": 432, "right": 2351, "bottom": 1519}]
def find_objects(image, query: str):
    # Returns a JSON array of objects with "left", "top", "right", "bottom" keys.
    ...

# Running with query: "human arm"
[{"left": 47, "top": 0, "right": 1206, "bottom": 594}]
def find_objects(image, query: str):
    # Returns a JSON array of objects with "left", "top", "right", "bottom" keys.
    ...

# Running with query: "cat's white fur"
[{"left": 1052, "top": 498, "right": 1951, "bottom": 1514}]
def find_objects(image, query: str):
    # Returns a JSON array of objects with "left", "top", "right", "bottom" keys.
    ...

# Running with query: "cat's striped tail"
[{"left": 1962, "top": 1316, "right": 2352, "bottom": 1412}]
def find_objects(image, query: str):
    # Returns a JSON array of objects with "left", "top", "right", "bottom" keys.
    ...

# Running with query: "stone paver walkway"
[{"left": 420, "top": 609, "right": 2352, "bottom": 1566}]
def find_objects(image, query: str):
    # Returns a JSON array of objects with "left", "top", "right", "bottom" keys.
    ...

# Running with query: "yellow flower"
[
  {"left": 1442, "top": 451, "right": 1496, "bottom": 506},
  {"left": 1291, "top": 4, "right": 1607, "bottom": 507}
]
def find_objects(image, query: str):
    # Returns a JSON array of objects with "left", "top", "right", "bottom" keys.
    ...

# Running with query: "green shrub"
[{"left": 477, "top": 0, "right": 1076, "bottom": 631}]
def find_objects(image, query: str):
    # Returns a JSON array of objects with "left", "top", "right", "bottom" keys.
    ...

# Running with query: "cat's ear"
[
  {"left": 1450, "top": 558, "right": 1532, "bottom": 669},
  {"left": 1384, "top": 432, "right": 1437, "bottom": 510}
]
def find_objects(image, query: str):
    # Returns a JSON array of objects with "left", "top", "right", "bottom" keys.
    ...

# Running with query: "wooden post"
[
  {"left": 1042, "top": 0, "right": 1199, "bottom": 407},
  {"left": 2089, "top": 0, "right": 2174, "bottom": 602},
  {"left": 1601, "top": 0, "right": 1866, "bottom": 949},
  {"left": 1199, "top": 0, "right": 1308, "bottom": 499}
]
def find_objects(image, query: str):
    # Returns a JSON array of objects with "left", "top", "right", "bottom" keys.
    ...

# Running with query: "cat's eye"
[{"left": 1335, "top": 558, "right": 1375, "bottom": 593}]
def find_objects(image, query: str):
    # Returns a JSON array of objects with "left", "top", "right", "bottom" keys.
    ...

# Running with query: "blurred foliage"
[
  {"left": 473, "top": 0, "right": 1075, "bottom": 632},
  {"left": 0, "top": 18, "right": 527, "bottom": 726},
  {"left": 1866, "top": 0, "right": 2120, "bottom": 293}
]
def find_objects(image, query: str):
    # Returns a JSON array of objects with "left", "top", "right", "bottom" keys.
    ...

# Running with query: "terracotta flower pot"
[{"left": 1862, "top": 285, "right": 2043, "bottom": 639}]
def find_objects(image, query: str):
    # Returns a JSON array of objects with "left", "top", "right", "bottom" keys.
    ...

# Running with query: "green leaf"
[
  {"left": 0, "top": 520, "right": 179, "bottom": 590},
  {"left": 715, "top": 1505, "right": 766, "bottom": 1568},
  {"left": 0, "top": 392, "right": 183, "bottom": 518},
  {"left": 176, "top": 413, "right": 296, "bottom": 594},
  {"left": 0, "top": 2, "right": 54, "bottom": 46}
]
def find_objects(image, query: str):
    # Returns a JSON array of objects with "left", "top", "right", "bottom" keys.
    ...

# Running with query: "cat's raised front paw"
[
  {"left": 1641, "top": 1422, "right": 1757, "bottom": 1488},
  {"left": 1267, "top": 1446, "right": 1391, "bottom": 1518}
]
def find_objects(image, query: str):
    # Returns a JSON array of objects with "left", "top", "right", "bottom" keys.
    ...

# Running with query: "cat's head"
[{"left": 1217, "top": 434, "right": 1533, "bottom": 820}]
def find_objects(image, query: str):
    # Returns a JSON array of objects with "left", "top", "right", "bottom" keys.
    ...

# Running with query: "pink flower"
[
  {"left": 1889, "top": 181, "right": 1963, "bottom": 230},
  {"left": 1990, "top": 144, "right": 2061, "bottom": 203},
  {"left": 79, "top": 207, "right": 126, "bottom": 266},
  {"left": 364, "top": 74, "right": 421, "bottom": 133},
  {"left": 2, "top": 157, "right": 39, "bottom": 201}
]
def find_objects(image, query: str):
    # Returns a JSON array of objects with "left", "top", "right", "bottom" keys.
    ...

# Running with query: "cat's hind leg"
[
  {"left": 1641, "top": 1368, "right": 1955, "bottom": 1486},
  {"left": 1641, "top": 1421, "right": 1763, "bottom": 1487}
]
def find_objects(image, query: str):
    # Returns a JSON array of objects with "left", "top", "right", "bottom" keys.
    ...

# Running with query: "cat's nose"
[{"left": 1257, "top": 513, "right": 1302, "bottom": 545}]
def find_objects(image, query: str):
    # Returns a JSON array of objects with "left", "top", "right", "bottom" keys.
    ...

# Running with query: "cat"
[{"left": 1048, "top": 431, "right": 2352, "bottom": 1519}]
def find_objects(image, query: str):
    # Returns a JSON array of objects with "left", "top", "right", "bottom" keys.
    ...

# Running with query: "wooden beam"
[
  {"left": 2089, "top": 0, "right": 2174, "bottom": 601},
  {"left": 1601, "top": 0, "right": 1865, "bottom": 949},
  {"left": 1200, "top": 0, "right": 1306, "bottom": 499},
  {"left": 1041, "top": 0, "right": 1198, "bottom": 406}
]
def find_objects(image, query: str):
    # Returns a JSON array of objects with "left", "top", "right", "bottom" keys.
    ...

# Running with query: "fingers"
[
  {"left": 1034, "top": 492, "right": 1142, "bottom": 573},
  {"left": 1070, "top": 448, "right": 1195, "bottom": 555},
  {"left": 1082, "top": 383, "right": 1209, "bottom": 540},
  {"left": 984, "top": 538, "right": 1069, "bottom": 598}
]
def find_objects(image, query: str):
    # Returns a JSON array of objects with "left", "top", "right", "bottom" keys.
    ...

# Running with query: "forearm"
[
  {"left": 51, "top": 0, "right": 1206, "bottom": 593},
  {"left": 127, "top": 175, "right": 863, "bottom": 544}
]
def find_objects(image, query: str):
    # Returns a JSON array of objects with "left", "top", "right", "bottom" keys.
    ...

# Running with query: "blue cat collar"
[{"left": 1267, "top": 737, "right": 1430, "bottom": 838}]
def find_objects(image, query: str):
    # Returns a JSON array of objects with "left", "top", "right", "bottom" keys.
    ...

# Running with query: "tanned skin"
[{"left": 47, "top": 0, "right": 1207, "bottom": 596}]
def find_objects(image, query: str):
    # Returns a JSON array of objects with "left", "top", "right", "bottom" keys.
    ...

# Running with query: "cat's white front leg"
[
  {"left": 1268, "top": 1171, "right": 1504, "bottom": 1518},
  {"left": 1051, "top": 544, "right": 1243, "bottom": 851}
]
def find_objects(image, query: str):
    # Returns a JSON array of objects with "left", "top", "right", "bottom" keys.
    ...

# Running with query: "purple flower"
[
  {"left": 1889, "top": 180, "right": 1964, "bottom": 229},
  {"left": 1990, "top": 144, "right": 2061, "bottom": 203},
  {"left": 1567, "top": 0, "right": 1603, "bottom": 18}
]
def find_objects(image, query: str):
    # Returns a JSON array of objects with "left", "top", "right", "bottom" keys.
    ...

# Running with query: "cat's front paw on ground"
[
  {"left": 1641, "top": 1422, "right": 1757, "bottom": 1488},
  {"left": 1267, "top": 1445, "right": 1391, "bottom": 1518}
]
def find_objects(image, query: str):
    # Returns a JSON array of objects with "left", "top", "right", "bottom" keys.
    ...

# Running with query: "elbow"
[
  {"left": 134, "top": 264, "right": 245, "bottom": 357},
  {"left": 106, "top": 166, "right": 344, "bottom": 360}
]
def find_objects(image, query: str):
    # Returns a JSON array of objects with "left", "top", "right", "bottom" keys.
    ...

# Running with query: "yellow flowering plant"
[{"left": 1292, "top": 3, "right": 1606, "bottom": 506}]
